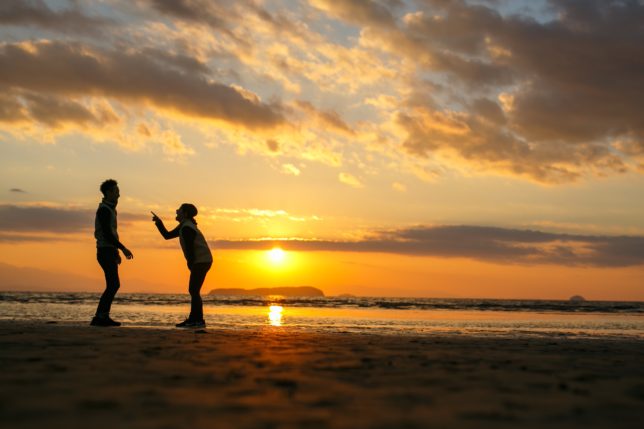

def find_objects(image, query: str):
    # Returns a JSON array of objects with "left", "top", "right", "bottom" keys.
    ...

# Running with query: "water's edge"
[{"left": 2, "top": 291, "right": 642, "bottom": 314}]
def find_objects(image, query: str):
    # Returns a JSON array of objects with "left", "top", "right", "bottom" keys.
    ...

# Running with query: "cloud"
[
  {"left": 9, "top": 188, "right": 27, "bottom": 193},
  {"left": 158, "top": 129, "right": 194, "bottom": 159},
  {"left": 395, "top": 105, "right": 627, "bottom": 183},
  {"left": 0, "top": 204, "right": 93, "bottom": 233},
  {"left": 0, "top": 204, "right": 148, "bottom": 234},
  {"left": 3, "top": 91, "right": 120, "bottom": 128},
  {"left": 295, "top": 101, "right": 355, "bottom": 136},
  {"left": 339, "top": 172, "right": 364, "bottom": 188},
  {"left": 266, "top": 139, "right": 280, "bottom": 153},
  {"left": 210, "top": 225, "right": 644, "bottom": 267},
  {"left": 0, "top": 92, "right": 28, "bottom": 122},
  {"left": 0, "top": 233, "right": 64, "bottom": 243},
  {"left": 0, "top": 0, "right": 113, "bottom": 36},
  {"left": 280, "top": 163, "right": 301, "bottom": 176},
  {"left": 147, "top": 0, "right": 232, "bottom": 26},
  {"left": 205, "top": 207, "right": 320, "bottom": 223},
  {"left": 145, "top": 0, "right": 309, "bottom": 44},
  {"left": 0, "top": 40, "right": 285, "bottom": 130},
  {"left": 310, "top": 0, "right": 398, "bottom": 29},
  {"left": 316, "top": 0, "right": 644, "bottom": 183},
  {"left": 392, "top": 182, "right": 406, "bottom": 192}
]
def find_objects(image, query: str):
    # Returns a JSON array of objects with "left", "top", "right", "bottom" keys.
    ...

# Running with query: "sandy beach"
[{"left": 0, "top": 321, "right": 642, "bottom": 429}]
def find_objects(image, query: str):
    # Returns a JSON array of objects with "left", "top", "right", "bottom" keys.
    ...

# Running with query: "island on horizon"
[{"left": 209, "top": 286, "right": 324, "bottom": 297}]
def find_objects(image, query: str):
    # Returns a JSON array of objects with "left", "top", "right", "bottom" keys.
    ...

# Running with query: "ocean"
[{"left": 1, "top": 292, "right": 643, "bottom": 339}]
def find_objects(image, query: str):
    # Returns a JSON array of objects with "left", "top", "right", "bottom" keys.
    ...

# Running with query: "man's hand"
[
  {"left": 122, "top": 247, "right": 134, "bottom": 260},
  {"left": 151, "top": 211, "right": 161, "bottom": 223}
]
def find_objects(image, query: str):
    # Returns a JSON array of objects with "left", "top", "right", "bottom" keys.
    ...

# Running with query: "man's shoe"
[
  {"left": 90, "top": 316, "right": 122, "bottom": 327},
  {"left": 176, "top": 319, "right": 206, "bottom": 328}
]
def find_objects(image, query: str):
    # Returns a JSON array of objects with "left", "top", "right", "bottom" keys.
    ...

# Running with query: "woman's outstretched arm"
[{"left": 152, "top": 212, "right": 180, "bottom": 240}]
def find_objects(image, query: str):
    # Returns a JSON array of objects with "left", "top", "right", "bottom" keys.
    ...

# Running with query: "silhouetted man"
[{"left": 91, "top": 179, "right": 134, "bottom": 327}]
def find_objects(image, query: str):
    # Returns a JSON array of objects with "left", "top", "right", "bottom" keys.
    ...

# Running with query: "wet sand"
[{"left": 0, "top": 321, "right": 643, "bottom": 429}]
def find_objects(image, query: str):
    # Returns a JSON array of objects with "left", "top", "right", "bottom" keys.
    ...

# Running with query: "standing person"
[
  {"left": 91, "top": 179, "right": 134, "bottom": 327},
  {"left": 152, "top": 204, "right": 212, "bottom": 328}
]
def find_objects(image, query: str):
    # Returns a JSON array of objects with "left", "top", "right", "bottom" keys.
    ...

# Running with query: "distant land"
[{"left": 209, "top": 286, "right": 324, "bottom": 297}]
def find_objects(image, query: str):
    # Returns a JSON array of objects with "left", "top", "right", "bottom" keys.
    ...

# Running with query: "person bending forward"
[{"left": 152, "top": 204, "right": 213, "bottom": 328}]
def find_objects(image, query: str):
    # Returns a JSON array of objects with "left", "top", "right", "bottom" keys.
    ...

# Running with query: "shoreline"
[{"left": 1, "top": 321, "right": 643, "bottom": 428}]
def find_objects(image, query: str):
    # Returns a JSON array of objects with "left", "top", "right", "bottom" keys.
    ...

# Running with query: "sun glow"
[{"left": 267, "top": 247, "right": 286, "bottom": 264}]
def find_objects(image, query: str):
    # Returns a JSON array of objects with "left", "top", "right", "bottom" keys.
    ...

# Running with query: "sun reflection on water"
[{"left": 268, "top": 305, "right": 283, "bottom": 326}]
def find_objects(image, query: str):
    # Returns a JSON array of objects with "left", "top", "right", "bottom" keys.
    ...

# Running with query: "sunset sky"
[{"left": 1, "top": 0, "right": 643, "bottom": 300}]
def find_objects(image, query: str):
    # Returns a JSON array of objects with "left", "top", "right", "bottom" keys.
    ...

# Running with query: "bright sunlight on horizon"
[{"left": 267, "top": 248, "right": 287, "bottom": 266}]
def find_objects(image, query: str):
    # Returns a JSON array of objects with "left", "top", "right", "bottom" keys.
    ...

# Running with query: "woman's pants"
[{"left": 188, "top": 262, "right": 212, "bottom": 321}]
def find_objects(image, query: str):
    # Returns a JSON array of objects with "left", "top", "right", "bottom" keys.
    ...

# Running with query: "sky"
[{"left": 1, "top": 0, "right": 643, "bottom": 300}]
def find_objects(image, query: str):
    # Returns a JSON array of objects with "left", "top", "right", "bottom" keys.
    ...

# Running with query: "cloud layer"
[
  {"left": 212, "top": 225, "right": 644, "bottom": 268},
  {"left": 0, "top": 204, "right": 147, "bottom": 235},
  {"left": 1, "top": 0, "right": 643, "bottom": 182},
  {"left": 317, "top": 0, "right": 644, "bottom": 182}
]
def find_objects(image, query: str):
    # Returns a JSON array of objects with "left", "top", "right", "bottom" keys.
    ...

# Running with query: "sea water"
[{"left": 0, "top": 292, "right": 642, "bottom": 339}]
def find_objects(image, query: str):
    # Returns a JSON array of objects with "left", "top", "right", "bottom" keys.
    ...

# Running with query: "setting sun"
[{"left": 267, "top": 247, "right": 286, "bottom": 265}]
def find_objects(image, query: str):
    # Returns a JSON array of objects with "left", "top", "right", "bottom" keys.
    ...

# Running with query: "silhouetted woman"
[{"left": 152, "top": 204, "right": 213, "bottom": 328}]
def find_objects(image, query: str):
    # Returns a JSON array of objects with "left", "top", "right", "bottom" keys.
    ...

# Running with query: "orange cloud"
[{"left": 338, "top": 172, "right": 364, "bottom": 188}]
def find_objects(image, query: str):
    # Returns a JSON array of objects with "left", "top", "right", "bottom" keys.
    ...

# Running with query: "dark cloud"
[
  {"left": 0, "top": 92, "right": 28, "bottom": 122},
  {"left": 211, "top": 225, "right": 644, "bottom": 267},
  {"left": 311, "top": 0, "right": 398, "bottom": 28},
  {"left": 20, "top": 92, "right": 118, "bottom": 127},
  {"left": 146, "top": 0, "right": 308, "bottom": 46},
  {"left": 266, "top": 139, "right": 279, "bottom": 152},
  {"left": 0, "top": 41, "right": 285, "bottom": 129},
  {"left": 0, "top": 232, "right": 69, "bottom": 242},
  {"left": 9, "top": 188, "right": 27, "bottom": 193},
  {"left": 148, "top": 0, "right": 233, "bottom": 28},
  {"left": 0, "top": 204, "right": 93, "bottom": 233},
  {"left": 0, "top": 0, "right": 113, "bottom": 35},
  {"left": 0, "top": 204, "right": 148, "bottom": 234}
]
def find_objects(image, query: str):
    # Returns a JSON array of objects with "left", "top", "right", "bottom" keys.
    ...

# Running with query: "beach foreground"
[{"left": 1, "top": 321, "right": 642, "bottom": 429}]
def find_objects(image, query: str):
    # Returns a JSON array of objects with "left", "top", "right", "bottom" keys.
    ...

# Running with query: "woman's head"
[{"left": 176, "top": 203, "right": 198, "bottom": 223}]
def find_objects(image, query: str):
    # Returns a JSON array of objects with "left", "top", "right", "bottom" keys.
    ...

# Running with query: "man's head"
[{"left": 100, "top": 179, "right": 120, "bottom": 203}]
